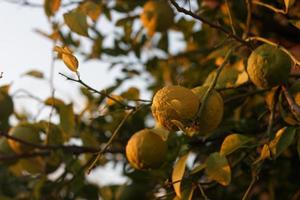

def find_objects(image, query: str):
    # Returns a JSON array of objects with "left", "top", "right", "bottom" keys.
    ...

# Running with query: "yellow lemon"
[
  {"left": 126, "top": 129, "right": 167, "bottom": 170},
  {"left": 247, "top": 44, "right": 292, "bottom": 89},
  {"left": 190, "top": 86, "right": 224, "bottom": 135},
  {"left": 151, "top": 85, "right": 199, "bottom": 131}
]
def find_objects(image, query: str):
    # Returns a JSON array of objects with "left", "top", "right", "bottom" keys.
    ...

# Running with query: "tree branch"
[{"left": 169, "top": 0, "right": 252, "bottom": 49}]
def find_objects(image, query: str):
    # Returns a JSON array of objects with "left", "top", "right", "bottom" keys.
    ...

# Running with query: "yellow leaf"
[
  {"left": 44, "top": 0, "right": 61, "bottom": 17},
  {"left": 172, "top": 152, "right": 189, "bottom": 198},
  {"left": 62, "top": 53, "right": 79, "bottom": 72},
  {"left": 253, "top": 144, "right": 271, "bottom": 165},
  {"left": 64, "top": 10, "right": 89, "bottom": 36},
  {"left": 205, "top": 152, "right": 231, "bottom": 186},
  {"left": 54, "top": 46, "right": 79, "bottom": 72},
  {"left": 78, "top": 1, "right": 102, "bottom": 21}
]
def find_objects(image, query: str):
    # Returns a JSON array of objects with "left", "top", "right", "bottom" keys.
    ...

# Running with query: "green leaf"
[
  {"left": 172, "top": 152, "right": 189, "bottom": 198},
  {"left": 44, "top": 97, "right": 65, "bottom": 109},
  {"left": 22, "top": 70, "right": 44, "bottom": 79},
  {"left": 190, "top": 163, "right": 206, "bottom": 175},
  {"left": 269, "top": 127, "right": 296, "bottom": 158},
  {"left": 64, "top": 10, "right": 89, "bottom": 36},
  {"left": 205, "top": 152, "right": 231, "bottom": 186},
  {"left": 78, "top": 1, "right": 101, "bottom": 21},
  {"left": 181, "top": 185, "right": 196, "bottom": 200},
  {"left": 220, "top": 134, "right": 253, "bottom": 156},
  {"left": 59, "top": 103, "right": 75, "bottom": 139},
  {"left": 289, "top": 20, "right": 300, "bottom": 30}
]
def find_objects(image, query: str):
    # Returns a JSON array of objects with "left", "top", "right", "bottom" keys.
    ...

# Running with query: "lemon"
[
  {"left": 126, "top": 129, "right": 167, "bottom": 170},
  {"left": 8, "top": 123, "right": 41, "bottom": 154},
  {"left": 190, "top": 86, "right": 224, "bottom": 135},
  {"left": 151, "top": 85, "right": 200, "bottom": 131},
  {"left": 247, "top": 44, "right": 292, "bottom": 89},
  {"left": 140, "top": 0, "right": 174, "bottom": 36},
  {"left": 0, "top": 91, "right": 14, "bottom": 120}
]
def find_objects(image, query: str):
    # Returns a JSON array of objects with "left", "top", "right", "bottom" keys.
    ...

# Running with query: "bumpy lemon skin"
[
  {"left": 140, "top": 0, "right": 174, "bottom": 36},
  {"left": 126, "top": 129, "right": 167, "bottom": 170},
  {"left": 8, "top": 123, "right": 41, "bottom": 154},
  {"left": 0, "top": 91, "right": 14, "bottom": 120},
  {"left": 151, "top": 85, "right": 200, "bottom": 131},
  {"left": 247, "top": 44, "right": 292, "bottom": 89},
  {"left": 191, "top": 86, "right": 224, "bottom": 135}
]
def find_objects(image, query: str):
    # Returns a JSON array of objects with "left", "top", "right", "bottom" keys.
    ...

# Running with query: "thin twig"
[
  {"left": 0, "top": 131, "right": 105, "bottom": 154},
  {"left": 87, "top": 110, "right": 135, "bottom": 174},
  {"left": 225, "top": 0, "right": 236, "bottom": 35},
  {"left": 243, "top": 0, "right": 252, "bottom": 39},
  {"left": 198, "top": 183, "right": 209, "bottom": 200},
  {"left": 282, "top": 85, "right": 300, "bottom": 120},
  {"left": 267, "top": 87, "right": 281, "bottom": 138},
  {"left": 241, "top": 176, "right": 256, "bottom": 200},
  {"left": 196, "top": 49, "right": 233, "bottom": 118},
  {"left": 252, "top": 0, "right": 287, "bottom": 14},
  {"left": 59, "top": 72, "right": 136, "bottom": 110},
  {"left": 224, "top": 88, "right": 269, "bottom": 103},
  {"left": 246, "top": 36, "right": 300, "bottom": 66},
  {"left": 169, "top": 0, "right": 252, "bottom": 49}
]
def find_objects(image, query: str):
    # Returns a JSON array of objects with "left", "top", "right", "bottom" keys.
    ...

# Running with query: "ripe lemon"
[
  {"left": 126, "top": 129, "right": 167, "bottom": 170},
  {"left": 151, "top": 85, "right": 200, "bottom": 131},
  {"left": 140, "top": 0, "right": 174, "bottom": 36},
  {"left": 0, "top": 90, "right": 14, "bottom": 120},
  {"left": 247, "top": 44, "right": 292, "bottom": 89},
  {"left": 8, "top": 123, "right": 41, "bottom": 154},
  {"left": 190, "top": 86, "right": 224, "bottom": 135}
]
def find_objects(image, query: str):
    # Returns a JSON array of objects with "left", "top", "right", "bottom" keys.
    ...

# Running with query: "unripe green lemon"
[
  {"left": 140, "top": 0, "right": 174, "bottom": 36},
  {"left": 151, "top": 85, "right": 200, "bottom": 131},
  {"left": 126, "top": 129, "right": 167, "bottom": 170},
  {"left": 190, "top": 86, "right": 224, "bottom": 135},
  {"left": 0, "top": 91, "right": 14, "bottom": 120},
  {"left": 8, "top": 123, "right": 41, "bottom": 154},
  {"left": 247, "top": 44, "right": 292, "bottom": 89}
]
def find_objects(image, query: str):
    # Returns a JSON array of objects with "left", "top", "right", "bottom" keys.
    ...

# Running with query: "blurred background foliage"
[{"left": 0, "top": 0, "right": 300, "bottom": 199}]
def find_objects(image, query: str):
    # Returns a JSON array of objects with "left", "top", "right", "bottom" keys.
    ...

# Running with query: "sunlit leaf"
[
  {"left": 289, "top": 20, "right": 300, "bottom": 30},
  {"left": 284, "top": 0, "right": 295, "bottom": 10},
  {"left": 62, "top": 52, "right": 79, "bottom": 72},
  {"left": 64, "top": 10, "right": 89, "bottom": 36},
  {"left": 44, "top": 97, "right": 65, "bottom": 109},
  {"left": 269, "top": 127, "right": 296, "bottom": 158},
  {"left": 253, "top": 144, "right": 271, "bottom": 165},
  {"left": 205, "top": 152, "right": 231, "bottom": 186},
  {"left": 220, "top": 134, "right": 253, "bottom": 156},
  {"left": 44, "top": 0, "right": 61, "bottom": 17},
  {"left": 78, "top": 1, "right": 101, "bottom": 21},
  {"left": 172, "top": 152, "right": 189, "bottom": 198},
  {"left": 54, "top": 46, "right": 79, "bottom": 72}
]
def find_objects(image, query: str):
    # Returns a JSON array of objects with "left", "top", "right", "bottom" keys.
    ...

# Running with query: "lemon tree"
[{"left": 0, "top": 0, "right": 300, "bottom": 199}]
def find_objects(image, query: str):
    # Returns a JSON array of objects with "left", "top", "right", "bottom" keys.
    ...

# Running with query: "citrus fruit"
[
  {"left": 151, "top": 85, "right": 199, "bottom": 131},
  {"left": 140, "top": 0, "right": 174, "bottom": 36},
  {"left": 126, "top": 129, "right": 167, "bottom": 170},
  {"left": 8, "top": 123, "right": 41, "bottom": 154},
  {"left": 247, "top": 44, "right": 292, "bottom": 89},
  {"left": 190, "top": 86, "right": 224, "bottom": 135}
]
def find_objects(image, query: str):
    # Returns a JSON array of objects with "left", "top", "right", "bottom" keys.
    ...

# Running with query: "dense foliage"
[{"left": 1, "top": 0, "right": 300, "bottom": 199}]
